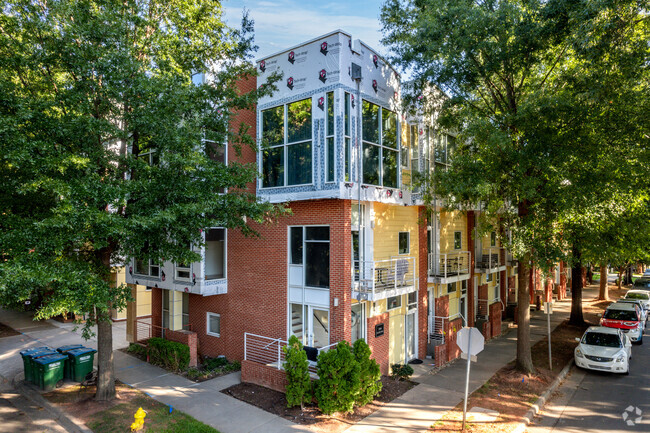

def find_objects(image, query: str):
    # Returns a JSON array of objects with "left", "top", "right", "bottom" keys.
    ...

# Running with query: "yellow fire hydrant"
[{"left": 130, "top": 407, "right": 146, "bottom": 431}]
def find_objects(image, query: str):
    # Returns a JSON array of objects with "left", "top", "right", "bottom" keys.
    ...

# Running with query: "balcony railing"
[
  {"left": 506, "top": 251, "right": 517, "bottom": 266},
  {"left": 428, "top": 315, "right": 447, "bottom": 345},
  {"left": 476, "top": 247, "right": 502, "bottom": 270},
  {"left": 352, "top": 256, "right": 417, "bottom": 301},
  {"left": 428, "top": 251, "right": 471, "bottom": 279},
  {"left": 243, "top": 333, "right": 337, "bottom": 374}
]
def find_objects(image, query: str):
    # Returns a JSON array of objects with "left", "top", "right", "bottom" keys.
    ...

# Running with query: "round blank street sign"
[{"left": 456, "top": 327, "right": 485, "bottom": 356}]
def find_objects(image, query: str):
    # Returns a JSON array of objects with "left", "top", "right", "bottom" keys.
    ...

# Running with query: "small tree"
[
  {"left": 314, "top": 341, "right": 360, "bottom": 415},
  {"left": 352, "top": 339, "right": 382, "bottom": 406},
  {"left": 282, "top": 335, "right": 312, "bottom": 409}
]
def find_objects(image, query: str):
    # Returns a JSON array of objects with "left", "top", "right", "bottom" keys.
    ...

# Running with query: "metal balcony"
[
  {"left": 427, "top": 251, "right": 471, "bottom": 284},
  {"left": 352, "top": 256, "right": 417, "bottom": 302},
  {"left": 475, "top": 247, "right": 505, "bottom": 273}
]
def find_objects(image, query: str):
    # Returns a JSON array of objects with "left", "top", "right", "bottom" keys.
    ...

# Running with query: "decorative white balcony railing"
[
  {"left": 352, "top": 256, "right": 417, "bottom": 301},
  {"left": 428, "top": 251, "right": 471, "bottom": 279},
  {"left": 476, "top": 247, "right": 502, "bottom": 271},
  {"left": 428, "top": 315, "right": 447, "bottom": 345}
]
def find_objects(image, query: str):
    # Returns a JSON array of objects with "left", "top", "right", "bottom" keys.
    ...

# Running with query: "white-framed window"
[
  {"left": 351, "top": 302, "right": 366, "bottom": 343},
  {"left": 410, "top": 124, "right": 419, "bottom": 174},
  {"left": 344, "top": 92, "right": 352, "bottom": 182},
  {"left": 205, "top": 228, "right": 226, "bottom": 280},
  {"left": 487, "top": 273, "right": 493, "bottom": 283},
  {"left": 138, "top": 149, "right": 159, "bottom": 166},
  {"left": 398, "top": 232, "right": 410, "bottom": 254},
  {"left": 494, "top": 274, "right": 500, "bottom": 300},
  {"left": 407, "top": 291, "right": 418, "bottom": 310},
  {"left": 175, "top": 254, "right": 191, "bottom": 281},
  {"left": 325, "top": 91, "right": 335, "bottom": 183},
  {"left": 289, "top": 226, "right": 330, "bottom": 288},
  {"left": 454, "top": 231, "right": 462, "bottom": 250},
  {"left": 206, "top": 312, "right": 220, "bottom": 337},
  {"left": 182, "top": 292, "right": 189, "bottom": 329},
  {"left": 134, "top": 258, "right": 160, "bottom": 278},
  {"left": 447, "top": 282, "right": 457, "bottom": 293},
  {"left": 362, "top": 100, "right": 398, "bottom": 187},
  {"left": 490, "top": 231, "right": 497, "bottom": 247},
  {"left": 387, "top": 295, "right": 401, "bottom": 310},
  {"left": 261, "top": 98, "right": 313, "bottom": 187}
]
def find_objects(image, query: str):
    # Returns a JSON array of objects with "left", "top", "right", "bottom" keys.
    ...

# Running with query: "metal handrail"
[
  {"left": 428, "top": 251, "right": 471, "bottom": 277},
  {"left": 352, "top": 256, "right": 417, "bottom": 297},
  {"left": 476, "top": 247, "right": 502, "bottom": 269}
]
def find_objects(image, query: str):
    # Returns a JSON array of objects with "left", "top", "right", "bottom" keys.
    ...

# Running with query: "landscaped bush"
[
  {"left": 390, "top": 363, "right": 414, "bottom": 381},
  {"left": 283, "top": 335, "right": 312, "bottom": 408},
  {"left": 203, "top": 356, "right": 228, "bottom": 370},
  {"left": 147, "top": 337, "right": 190, "bottom": 371},
  {"left": 127, "top": 343, "right": 146, "bottom": 357},
  {"left": 315, "top": 341, "right": 360, "bottom": 415},
  {"left": 352, "top": 339, "right": 382, "bottom": 406}
]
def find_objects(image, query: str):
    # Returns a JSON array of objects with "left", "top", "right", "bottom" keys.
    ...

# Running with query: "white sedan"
[{"left": 574, "top": 326, "right": 632, "bottom": 374}]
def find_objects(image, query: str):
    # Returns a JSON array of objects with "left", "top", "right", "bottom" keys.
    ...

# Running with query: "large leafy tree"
[
  {"left": 0, "top": 0, "right": 282, "bottom": 400},
  {"left": 381, "top": 0, "right": 649, "bottom": 373}
]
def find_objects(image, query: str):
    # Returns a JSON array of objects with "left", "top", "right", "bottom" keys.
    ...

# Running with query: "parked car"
[
  {"left": 616, "top": 299, "right": 648, "bottom": 323},
  {"left": 632, "top": 278, "right": 650, "bottom": 291},
  {"left": 624, "top": 290, "right": 650, "bottom": 312},
  {"left": 600, "top": 303, "right": 644, "bottom": 344},
  {"left": 642, "top": 269, "right": 650, "bottom": 277},
  {"left": 574, "top": 326, "right": 632, "bottom": 374}
]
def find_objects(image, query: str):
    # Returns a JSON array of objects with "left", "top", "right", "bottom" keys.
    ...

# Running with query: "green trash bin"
[
  {"left": 56, "top": 345, "right": 83, "bottom": 379},
  {"left": 66, "top": 348, "right": 97, "bottom": 382},
  {"left": 19, "top": 347, "right": 50, "bottom": 383},
  {"left": 56, "top": 344, "right": 83, "bottom": 354},
  {"left": 26, "top": 349, "right": 57, "bottom": 383},
  {"left": 32, "top": 353, "right": 67, "bottom": 391}
]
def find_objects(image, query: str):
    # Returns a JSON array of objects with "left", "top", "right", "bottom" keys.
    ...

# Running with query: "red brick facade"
[
  {"left": 241, "top": 360, "right": 287, "bottom": 393},
  {"left": 367, "top": 312, "right": 390, "bottom": 375}
]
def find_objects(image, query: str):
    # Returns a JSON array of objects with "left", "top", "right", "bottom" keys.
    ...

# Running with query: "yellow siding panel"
[
  {"left": 373, "top": 204, "right": 420, "bottom": 261},
  {"left": 439, "top": 211, "right": 468, "bottom": 254}
]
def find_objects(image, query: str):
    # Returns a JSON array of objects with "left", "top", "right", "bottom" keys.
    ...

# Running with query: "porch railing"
[
  {"left": 428, "top": 315, "right": 447, "bottom": 345},
  {"left": 476, "top": 247, "right": 502, "bottom": 270},
  {"left": 353, "top": 256, "right": 416, "bottom": 298},
  {"left": 134, "top": 318, "right": 192, "bottom": 343},
  {"left": 243, "top": 333, "right": 338, "bottom": 374},
  {"left": 428, "top": 251, "right": 471, "bottom": 278}
]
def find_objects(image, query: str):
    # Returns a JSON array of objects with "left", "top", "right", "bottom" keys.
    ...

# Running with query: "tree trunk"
[
  {"left": 586, "top": 266, "right": 593, "bottom": 284},
  {"left": 617, "top": 267, "right": 624, "bottom": 289},
  {"left": 95, "top": 308, "right": 116, "bottom": 401},
  {"left": 569, "top": 246, "right": 585, "bottom": 326},
  {"left": 598, "top": 264, "right": 608, "bottom": 301},
  {"left": 516, "top": 255, "right": 534, "bottom": 374}
]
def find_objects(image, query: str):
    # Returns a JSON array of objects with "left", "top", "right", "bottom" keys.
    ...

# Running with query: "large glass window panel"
[
  {"left": 351, "top": 303, "right": 364, "bottom": 343},
  {"left": 345, "top": 137, "right": 351, "bottom": 182},
  {"left": 306, "top": 226, "right": 329, "bottom": 241},
  {"left": 326, "top": 137, "right": 334, "bottom": 182},
  {"left": 182, "top": 292, "right": 189, "bottom": 328},
  {"left": 205, "top": 228, "right": 225, "bottom": 280},
  {"left": 363, "top": 143, "right": 380, "bottom": 185},
  {"left": 344, "top": 93, "right": 350, "bottom": 136},
  {"left": 208, "top": 313, "right": 221, "bottom": 336},
  {"left": 305, "top": 242, "right": 329, "bottom": 288},
  {"left": 290, "top": 227, "right": 303, "bottom": 264},
  {"left": 382, "top": 148, "right": 398, "bottom": 188},
  {"left": 447, "top": 135, "right": 456, "bottom": 159},
  {"left": 287, "top": 99, "right": 312, "bottom": 143},
  {"left": 398, "top": 232, "right": 409, "bottom": 254},
  {"left": 290, "top": 304, "right": 304, "bottom": 342},
  {"left": 362, "top": 101, "right": 379, "bottom": 144},
  {"left": 262, "top": 106, "right": 284, "bottom": 147},
  {"left": 401, "top": 125, "right": 409, "bottom": 168},
  {"left": 262, "top": 146, "right": 284, "bottom": 187},
  {"left": 287, "top": 141, "right": 312, "bottom": 185},
  {"left": 352, "top": 230, "right": 359, "bottom": 281},
  {"left": 326, "top": 92, "right": 334, "bottom": 136},
  {"left": 312, "top": 308, "right": 329, "bottom": 348},
  {"left": 382, "top": 109, "right": 397, "bottom": 149}
]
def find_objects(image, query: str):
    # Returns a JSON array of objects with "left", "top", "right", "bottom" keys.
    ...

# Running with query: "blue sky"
[{"left": 222, "top": 0, "right": 387, "bottom": 59}]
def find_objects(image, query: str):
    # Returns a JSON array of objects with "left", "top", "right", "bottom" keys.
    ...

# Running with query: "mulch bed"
[
  {"left": 0, "top": 322, "right": 20, "bottom": 338},
  {"left": 222, "top": 375, "right": 415, "bottom": 433},
  {"left": 429, "top": 283, "right": 622, "bottom": 433}
]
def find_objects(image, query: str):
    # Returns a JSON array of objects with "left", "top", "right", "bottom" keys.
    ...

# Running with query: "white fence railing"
[
  {"left": 244, "top": 333, "right": 339, "bottom": 374},
  {"left": 428, "top": 315, "right": 447, "bottom": 345},
  {"left": 476, "top": 247, "right": 502, "bottom": 270},
  {"left": 428, "top": 251, "right": 471, "bottom": 278},
  {"left": 353, "top": 256, "right": 417, "bottom": 298}
]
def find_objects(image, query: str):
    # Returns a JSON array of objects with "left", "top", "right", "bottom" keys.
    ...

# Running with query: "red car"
[{"left": 600, "top": 303, "right": 644, "bottom": 344}]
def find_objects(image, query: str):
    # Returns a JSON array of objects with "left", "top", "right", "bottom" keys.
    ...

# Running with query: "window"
[
  {"left": 487, "top": 273, "right": 493, "bottom": 283},
  {"left": 434, "top": 134, "right": 455, "bottom": 173},
  {"left": 138, "top": 149, "right": 159, "bottom": 166},
  {"left": 410, "top": 125, "right": 419, "bottom": 177},
  {"left": 162, "top": 290, "right": 170, "bottom": 329},
  {"left": 401, "top": 124, "right": 410, "bottom": 168},
  {"left": 344, "top": 92, "right": 352, "bottom": 182},
  {"left": 490, "top": 231, "right": 497, "bottom": 247},
  {"left": 454, "top": 231, "right": 462, "bottom": 250},
  {"left": 461, "top": 280, "right": 468, "bottom": 294},
  {"left": 176, "top": 263, "right": 191, "bottom": 280},
  {"left": 207, "top": 312, "right": 221, "bottom": 337},
  {"left": 289, "top": 226, "right": 330, "bottom": 288},
  {"left": 326, "top": 92, "right": 335, "bottom": 182},
  {"left": 205, "top": 228, "right": 226, "bottom": 280},
  {"left": 362, "top": 101, "right": 398, "bottom": 187},
  {"left": 398, "top": 232, "right": 409, "bottom": 254},
  {"left": 262, "top": 99, "right": 312, "bottom": 187},
  {"left": 134, "top": 258, "right": 159, "bottom": 278},
  {"left": 494, "top": 274, "right": 500, "bottom": 300},
  {"left": 351, "top": 303, "right": 365, "bottom": 343},
  {"left": 407, "top": 291, "right": 418, "bottom": 310},
  {"left": 447, "top": 282, "right": 456, "bottom": 293},
  {"left": 182, "top": 292, "right": 189, "bottom": 329},
  {"left": 387, "top": 295, "right": 401, "bottom": 310}
]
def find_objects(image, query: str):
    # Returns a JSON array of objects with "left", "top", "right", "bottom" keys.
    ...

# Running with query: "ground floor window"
[
  {"left": 207, "top": 312, "right": 220, "bottom": 337},
  {"left": 351, "top": 303, "right": 365, "bottom": 343},
  {"left": 387, "top": 295, "right": 401, "bottom": 310},
  {"left": 289, "top": 303, "right": 329, "bottom": 348}
]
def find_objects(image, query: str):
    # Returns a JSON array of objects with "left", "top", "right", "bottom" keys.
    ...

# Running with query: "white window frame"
[
  {"left": 361, "top": 100, "right": 400, "bottom": 188},
  {"left": 204, "top": 228, "right": 227, "bottom": 281},
  {"left": 325, "top": 91, "right": 336, "bottom": 183},
  {"left": 175, "top": 263, "right": 192, "bottom": 281},
  {"left": 134, "top": 259, "right": 159, "bottom": 278},
  {"left": 487, "top": 273, "right": 493, "bottom": 283},
  {"left": 454, "top": 231, "right": 462, "bottom": 250},
  {"left": 387, "top": 295, "right": 402, "bottom": 311},
  {"left": 398, "top": 231, "right": 410, "bottom": 255},
  {"left": 206, "top": 312, "right": 221, "bottom": 337}
]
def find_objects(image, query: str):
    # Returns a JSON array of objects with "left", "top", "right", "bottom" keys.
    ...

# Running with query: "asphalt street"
[{"left": 528, "top": 318, "right": 650, "bottom": 432}]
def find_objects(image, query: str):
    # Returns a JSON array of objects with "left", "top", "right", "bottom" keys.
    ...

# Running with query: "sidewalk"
[
  {"left": 344, "top": 288, "right": 591, "bottom": 433},
  {"left": 0, "top": 308, "right": 308, "bottom": 433}
]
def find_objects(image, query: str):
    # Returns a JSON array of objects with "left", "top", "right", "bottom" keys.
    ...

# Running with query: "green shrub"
[
  {"left": 390, "top": 363, "right": 414, "bottom": 381},
  {"left": 283, "top": 335, "right": 312, "bottom": 408},
  {"left": 225, "top": 360, "right": 241, "bottom": 372},
  {"left": 203, "top": 356, "right": 228, "bottom": 370},
  {"left": 187, "top": 368, "right": 203, "bottom": 380},
  {"left": 352, "top": 339, "right": 382, "bottom": 405},
  {"left": 127, "top": 343, "right": 146, "bottom": 356},
  {"left": 315, "top": 341, "right": 360, "bottom": 415},
  {"left": 147, "top": 337, "right": 190, "bottom": 371}
]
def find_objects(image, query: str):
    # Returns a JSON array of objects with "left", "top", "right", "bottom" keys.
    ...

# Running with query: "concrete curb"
[
  {"left": 12, "top": 373, "right": 93, "bottom": 433},
  {"left": 511, "top": 360, "right": 574, "bottom": 433}
]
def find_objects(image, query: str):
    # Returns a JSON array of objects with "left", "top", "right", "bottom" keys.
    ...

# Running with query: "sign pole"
[{"left": 462, "top": 330, "right": 472, "bottom": 430}]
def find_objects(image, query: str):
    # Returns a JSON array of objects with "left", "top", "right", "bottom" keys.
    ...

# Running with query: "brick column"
[
  {"left": 367, "top": 312, "right": 390, "bottom": 375},
  {"left": 330, "top": 200, "right": 352, "bottom": 344}
]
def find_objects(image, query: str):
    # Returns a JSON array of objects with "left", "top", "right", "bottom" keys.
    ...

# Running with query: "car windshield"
[
  {"left": 626, "top": 292, "right": 649, "bottom": 300},
  {"left": 603, "top": 309, "right": 637, "bottom": 321},
  {"left": 583, "top": 332, "right": 622, "bottom": 348}
]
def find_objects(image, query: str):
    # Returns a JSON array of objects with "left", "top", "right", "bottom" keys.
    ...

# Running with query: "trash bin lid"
[
  {"left": 20, "top": 347, "right": 50, "bottom": 356},
  {"left": 28, "top": 349, "right": 57, "bottom": 359},
  {"left": 56, "top": 344, "right": 83, "bottom": 353},
  {"left": 33, "top": 354, "right": 68, "bottom": 365},
  {"left": 67, "top": 348, "right": 97, "bottom": 357}
]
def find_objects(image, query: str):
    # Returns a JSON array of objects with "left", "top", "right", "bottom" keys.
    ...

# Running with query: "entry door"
[
  {"left": 405, "top": 311, "right": 416, "bottom": 361},
  {"left": 307, "top": 306, "right": 329, "bottom": 349}
]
